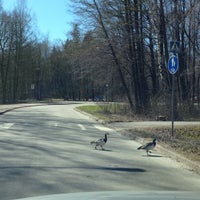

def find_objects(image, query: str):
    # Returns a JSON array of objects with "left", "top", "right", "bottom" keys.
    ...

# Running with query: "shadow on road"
[
  {"left": 142, "top": 154, "right": 164, "bottom": 158},
  {"left": 97, "top": 167, "right": 146, "bottom": 172},
  {"left": 93, "top": 149, "right": 113, "bottom": 152},
  {"left": 0, "top": 165, "right": 146, "bottom": 173}
]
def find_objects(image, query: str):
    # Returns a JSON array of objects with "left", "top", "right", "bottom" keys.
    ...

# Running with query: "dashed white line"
[
  {"left": 47, "top": 121, "right": 58, "bottom": 127},
  {"left": 54, "top": 123, "right": 58, "bottom": 127},
  {"left": 0, "top": 123, "right": 14, "bottom": 129},
  {"left": 78, "top": 124, "right": 86, "bottom": 130},
  {"left": 94, "top": 125, "right": 113, "bottom": 132}
]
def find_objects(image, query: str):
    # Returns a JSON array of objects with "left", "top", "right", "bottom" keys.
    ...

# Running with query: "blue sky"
[{"left": 2, "top": 0, "right": 76, "bottom": 43}]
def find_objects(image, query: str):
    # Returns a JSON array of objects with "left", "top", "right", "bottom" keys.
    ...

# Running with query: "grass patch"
[
  {"left": 77, "top": 103, "right": 134, "bottom": 122},
  {"left": 78, "top": 103, "right": 133, "bottom": 121},
  {"left": 77, "top": 104, "right": 110, "bottom": 121},
  {"left": 77, "top": 103, "right": 149, "bottom": 122}
]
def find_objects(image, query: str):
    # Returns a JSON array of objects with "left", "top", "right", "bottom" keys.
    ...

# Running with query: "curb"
[{"left": 0, "top": 103, "right": 46, "bottom": 115}]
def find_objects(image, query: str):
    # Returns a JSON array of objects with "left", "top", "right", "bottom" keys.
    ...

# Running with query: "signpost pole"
[
  {"left": 168, "top": 41, "right": 179, "bottom": 136},
  {"left": 171, "top": 74, "right": 175, "bottom": 137}
]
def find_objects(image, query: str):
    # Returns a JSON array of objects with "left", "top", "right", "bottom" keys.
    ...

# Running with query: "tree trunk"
[{"left": 93, "top": 0, "right": 135, "bottom": 112}]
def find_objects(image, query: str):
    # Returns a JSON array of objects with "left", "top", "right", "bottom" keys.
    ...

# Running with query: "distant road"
[
  {"left": 109, "top": 121, "right": 200, "bottom": 130},
  {"left": 0, "top": 103, "right": 200, "bottom": 200}
]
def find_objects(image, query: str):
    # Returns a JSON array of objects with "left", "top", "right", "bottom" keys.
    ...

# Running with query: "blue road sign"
[{"left": 168, "top": 55, "right": 179, "bottom": 74}]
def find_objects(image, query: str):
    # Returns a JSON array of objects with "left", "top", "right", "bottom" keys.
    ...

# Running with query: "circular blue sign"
[{"left": 168, "top": 55, "right": 179, "bottom": 74}]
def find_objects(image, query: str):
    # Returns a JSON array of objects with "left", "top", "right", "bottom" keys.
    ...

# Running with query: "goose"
[
  {"left": 137, "top": 138, "right": 156, "bottom": 155},
  {"left": 90, "top": 133, "right": 109, "bottom": 150}
]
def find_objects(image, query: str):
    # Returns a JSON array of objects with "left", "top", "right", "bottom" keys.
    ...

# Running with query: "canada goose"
[
  {"left": 137, "top": 138, "right": 156, "bottom": 155},
  {"left": 90, "top": 133, "right": 109, "bottom": 150}
]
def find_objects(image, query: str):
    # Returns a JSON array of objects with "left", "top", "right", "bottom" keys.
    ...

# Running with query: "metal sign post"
[
  {"left": 168, "top": 54, "right": 179, "bottom": 136},
  {"left": 171, "top": 74, "right": 175, "bottom": 136}
]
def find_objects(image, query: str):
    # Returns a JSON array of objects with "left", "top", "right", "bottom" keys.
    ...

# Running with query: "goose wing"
[
  {"left": 90, "top": 137, "right": 105, "bottom": 145},
  {"left": 95, "top": 138, "right": 105, "bottom": 145},
  {"left": 137, "top": 141, "right": 155, "bottom": 151}
]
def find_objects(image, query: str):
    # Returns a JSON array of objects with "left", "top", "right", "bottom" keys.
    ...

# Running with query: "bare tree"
[{"left": 7, "top": 0, "right": 35, "bottom": 102}]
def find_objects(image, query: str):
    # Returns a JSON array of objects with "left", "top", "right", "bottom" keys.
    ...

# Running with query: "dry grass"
[{"left": 77, "top": 103, "right": 151, "bottom": 122}]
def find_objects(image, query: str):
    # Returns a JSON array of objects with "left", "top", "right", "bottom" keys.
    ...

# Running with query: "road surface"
[{"left": 0, "top": 103, "right": 200, "bottom": 200}]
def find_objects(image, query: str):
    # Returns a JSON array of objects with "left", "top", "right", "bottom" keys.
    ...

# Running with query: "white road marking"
[
  {"left": 78, "top": 124, "right": 86, "bottom": 130},
  {"left": 94, "top": 125, "right": 113, "bottom": 132},
  {"left": 0, "top": 123, "right": 14, "bottom": 129},
  {"left": 47, "top": 121, "right": 58, "bottom": 127}
]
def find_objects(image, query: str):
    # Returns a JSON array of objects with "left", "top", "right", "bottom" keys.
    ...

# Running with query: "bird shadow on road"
[
  {"left": 93, "top": 148, "right": 113, "bottom": 152},
  {"left": 142, "top": 154, "right": 164, "bottom": 157},
  {"left": 102, "top": 149, "right": 113, "bottom": 152}
]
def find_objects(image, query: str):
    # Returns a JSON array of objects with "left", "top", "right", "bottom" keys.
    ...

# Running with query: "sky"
[{"left": 2, "top": 0, "right": 76, "bottom": 43}]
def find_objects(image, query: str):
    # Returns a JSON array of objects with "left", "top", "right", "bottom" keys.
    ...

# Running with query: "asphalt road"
[
  {"left": 110, "top": 121, "right": 200, "bottom": 130},
  {"left": 0, "top": 103, "right": 200, "bottom": 200}
]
